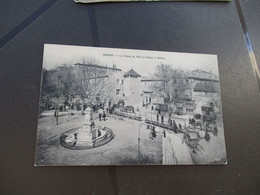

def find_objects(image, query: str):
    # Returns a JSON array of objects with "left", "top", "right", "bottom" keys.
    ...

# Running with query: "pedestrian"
[
  {"left": 103, "top": 110, "right": 106, "bottom": 121},
  {"left": 161, "top": 115, "right": 164, "bottom": 124},
  {"left": 168, "top": 117, "right": 171, "bottom": 126},
  {"left": 152, "top": 126, "right": 156, "bottom": 138},
  {"left": 173, "top": 122, "right": 178, "bottom": 133},
  {"left": 98, "top": 107, "right": 103, "bottom": 121},
  {"left": 172, "top": 120, "right": 175, "bottom": 127},
  {"left": 204, "top": 132, "right": 210, "bottom": 142},
  {"left": 192, "top": 118, "right": 195, "bottom": 126}
]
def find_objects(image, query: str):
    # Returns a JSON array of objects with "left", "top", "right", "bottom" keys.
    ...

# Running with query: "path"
[{"left": 163, "top": 131, "right": 193, "bottom": 164}]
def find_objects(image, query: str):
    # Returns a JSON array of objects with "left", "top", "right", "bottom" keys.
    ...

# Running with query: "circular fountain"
[{"left": 60, "top": 106, "right": 114, "bottom": 150}]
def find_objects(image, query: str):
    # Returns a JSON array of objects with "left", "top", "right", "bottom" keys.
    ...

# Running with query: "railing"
[{"left": 113, "top": 110, "right": 142, "bottom": 121}]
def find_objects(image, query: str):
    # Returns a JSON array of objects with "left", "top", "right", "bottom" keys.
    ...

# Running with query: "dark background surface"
[{"left": 0, "top": 0, "right": 259, "bottom": 194}]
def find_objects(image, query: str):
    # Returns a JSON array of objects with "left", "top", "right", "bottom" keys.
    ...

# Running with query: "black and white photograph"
[{"left": 35, "top": 44, "right": 227, "bottom": 166}]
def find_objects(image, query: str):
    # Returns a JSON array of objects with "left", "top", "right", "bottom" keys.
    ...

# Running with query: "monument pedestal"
[{"left": 75, "top": 107, "right": 95, "bottom": 146}]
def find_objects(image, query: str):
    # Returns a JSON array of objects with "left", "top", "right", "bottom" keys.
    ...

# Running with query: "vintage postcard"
[
  {"left": 75, "top": 0, "right": 231, "bottom": 4},
  {"left": 35, "top": 44, "right": 227, "bottom": 166}
]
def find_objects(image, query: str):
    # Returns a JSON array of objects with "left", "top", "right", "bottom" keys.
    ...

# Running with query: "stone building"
[
  {"left": 107, "top": 67, "right": 220, "bottom": 116},
  {"left": 110, "top": 68, "right": 164, "bottom": 109},
  {"left": 173, "top": 69, "right": 220, "bottom": 115}
]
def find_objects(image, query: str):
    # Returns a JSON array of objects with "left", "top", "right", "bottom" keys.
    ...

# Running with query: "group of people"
[
  {"left": 156, "top": 112, "right": 183, "bottom": 133},
  {"left": 98, "top": 107, "right": 107, "bottom": 121},
  {"left": 156, "top": 113, "right": 164, "bottom": 124},
  {"left": 189, "top": 118, "right": 196, "bottom": 126},
  {"left": 168, "top": 118, "right": 182, "bottom": 133}
]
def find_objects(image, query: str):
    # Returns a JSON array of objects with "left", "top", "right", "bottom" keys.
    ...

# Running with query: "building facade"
[{"left": 108, "top": 67, "right": 220, "bottom": 116}]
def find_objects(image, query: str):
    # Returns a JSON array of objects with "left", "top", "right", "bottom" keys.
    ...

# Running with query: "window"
[
  {"left": 149, "top": 97, "right": 151, "bottom": 103},
  {"left": 177, "top": 107, "right": 183, "bottom": 111},
  {"left": 121, "top": 79, "right": 124, "bottom": 85},
  {"left": 186, "top": 108, "right": 193, "bottom": 112},
  {"left": 116, "top": 89, "right": 120, "bottom": 95}
]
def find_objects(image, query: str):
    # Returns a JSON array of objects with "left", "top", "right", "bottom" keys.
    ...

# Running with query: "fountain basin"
[{"left": 60, "top": 126, "right": 114, "bottom": 150}]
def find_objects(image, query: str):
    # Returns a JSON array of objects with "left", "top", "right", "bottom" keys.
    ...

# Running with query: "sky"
[{"left": 42, "top": 44, "right": 219, "bottom": 76}]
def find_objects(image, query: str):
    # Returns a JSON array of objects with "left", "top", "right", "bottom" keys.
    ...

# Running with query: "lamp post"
[
  {"left": 138, "top": 123, "right": 146, "bottom": 164},
  {"left": 55, "top": 75, "right": 62, "bottom": 125}
]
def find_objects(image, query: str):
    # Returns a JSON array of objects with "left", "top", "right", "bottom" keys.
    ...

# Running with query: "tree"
[
  {"left": 71, "top": 58, "right": 116, "bottom": 114},
  {"left": 40, "top": 68, "right": 61, "bottom": 112},
  {"left": 40, "top": 58, "right": 117, "bottom": 116},
  {"left": 151, "top": 64, "right": 190, "bottom": 113}
]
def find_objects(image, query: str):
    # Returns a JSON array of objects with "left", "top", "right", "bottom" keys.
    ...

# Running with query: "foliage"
[
  {"left": 40, "top": 58, "right": 116, "bottom": 112},
  {"left": 150, "top": 64, "right": 190, "bottom": 110}
]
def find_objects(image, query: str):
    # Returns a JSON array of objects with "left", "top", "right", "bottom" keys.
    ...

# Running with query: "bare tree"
[
  {"left": 151, "top": 64, "right": 190, "bottom": 113},
  {"left": 41, "top": 58, "right": 117, "bottom": 116},
  {"left": 72, "top": 58, "right": 116, "bottom": 114}
]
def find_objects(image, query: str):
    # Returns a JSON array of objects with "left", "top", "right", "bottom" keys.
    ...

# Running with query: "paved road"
[{"left": 163, "top": 131, "right": 193, "bottom": 165}]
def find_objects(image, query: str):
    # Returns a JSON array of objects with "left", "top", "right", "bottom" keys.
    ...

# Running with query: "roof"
[
  {"left": 191, "top": 69, "right": 210, "bottom": 74},
  {"left": 190, "top": 69, "right": 219, "bottom": 81},
  {"left": 194, "top": 82, "right": 219, "bottom": 93},
  {"left": 188, "top": 76, "right": 219, "bottom": 82},
  {"left": 123, "top": 69, "right": 141, "bottom": 78},
  {"left": 74, "top": 63, "right": 121, "bottom": 71},
  {"left": 140, "top": 77, "right": 167, "bottom": 82}
]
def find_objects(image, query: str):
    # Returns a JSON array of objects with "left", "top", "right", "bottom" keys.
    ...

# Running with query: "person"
[
  {"left": 103, "top": 110, "right": 106, "bottom": 121},
  {"left": 98, "top": 108, "right": 103, "bottom": 121},
  {"left": 163, "top": 129, "right": 166, "bottom": 138},
  {"left": 205, "top": 131, "right": 210, "bottom": 142},
  {"left": 192, "top": 118, "right": 195, "bottom": 126},
  {"left": 152, "top": 126, "right": 156, "bottom": 138},
  {"left": 168, "top": 117, "right": 171, "bottom": 127},
  {"left": 173, "top": 121, "right": 178, "bottom": 133},
  {"left": 172, "top": 120, "right": 176, "bottom": 127},
  {"left": 161, "top": 115, "right": 164, "bottom": 124}
]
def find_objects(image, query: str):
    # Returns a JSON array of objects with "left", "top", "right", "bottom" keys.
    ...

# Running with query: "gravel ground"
[{"left": 35, "top": 111, "right": 162, "bottom": 166}]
